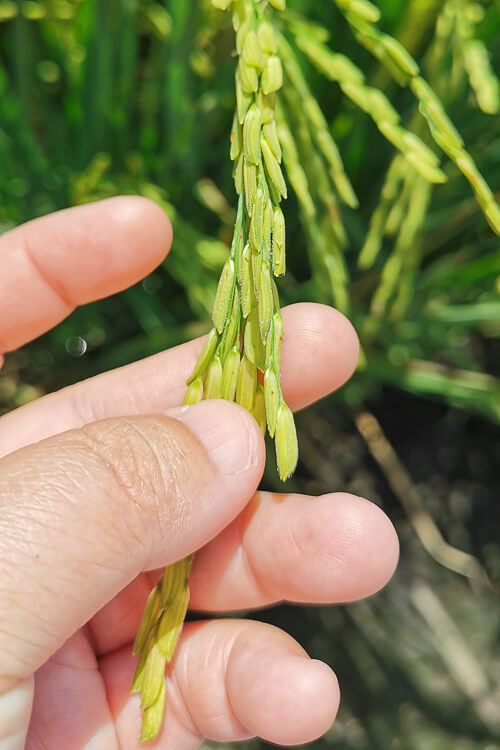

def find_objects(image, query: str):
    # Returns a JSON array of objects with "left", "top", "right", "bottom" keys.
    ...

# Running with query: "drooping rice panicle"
[
  {"left": 436, "top": 0, "right": 500, "bottom": 115},
  {"left": 132, "top": 1, "right": 500, "bottom": 739},
  {"left": 368, "top": 175, "right": 433, "bottom": 327},
  {"left": 132, "top": 2, "right": 298, "bottom": 738},
  {"left": 278, "top": 33, "right": 359, "bottom": 210},
  {"left": 331, "top": 0, "right": 500, "bottom": 235}
]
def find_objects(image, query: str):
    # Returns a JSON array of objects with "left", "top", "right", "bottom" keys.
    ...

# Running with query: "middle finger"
[{"left": 90, "top": 490, "right": 398, "bottom": 655}]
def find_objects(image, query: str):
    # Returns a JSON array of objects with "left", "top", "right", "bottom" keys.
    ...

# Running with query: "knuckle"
[
  {"left": 77, "top": 416, "right": 214, "bottom": 543},
  {"left": 78, "top": 418, "right": 165, "bottom": 534}
]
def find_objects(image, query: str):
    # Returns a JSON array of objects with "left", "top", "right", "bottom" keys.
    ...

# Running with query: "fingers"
[
  {"left": 189, "top": 491, "right": 399, "bottom": 610},
  {"left": 100, "top": 620, "right": 339, "bottom": 749},
  {"left": 0, "top": 197, "right": 172, "bottom": 354},
  {"left": 26, "top": 633, "right": 119, "bottom": 750},
  {"left": 88, "top": 491, "right": 398, "bottom": 655},
  {"left": 0, "top": 402, "right": 264, "bottom": 691},
  {"left": 0, "top": 303, "right": 359, "bottom": 457}
]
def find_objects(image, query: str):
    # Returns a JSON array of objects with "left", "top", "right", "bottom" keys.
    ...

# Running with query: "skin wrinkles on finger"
[{"left": 0, "top": 414, "right": 253, "bottom": 689}]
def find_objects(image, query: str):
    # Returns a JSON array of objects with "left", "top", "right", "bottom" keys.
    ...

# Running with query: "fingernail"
[{"left": 166, "top": 401, "right": 258, "bottom": 475}]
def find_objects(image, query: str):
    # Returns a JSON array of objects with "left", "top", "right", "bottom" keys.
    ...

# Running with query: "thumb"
[{"left": 0, "top": 401, "right": 264, "bottom": 690}]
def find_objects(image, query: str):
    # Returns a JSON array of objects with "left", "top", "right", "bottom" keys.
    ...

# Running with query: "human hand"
[{"left": 0, "top": 197, "right": 398, "bottom": 749}]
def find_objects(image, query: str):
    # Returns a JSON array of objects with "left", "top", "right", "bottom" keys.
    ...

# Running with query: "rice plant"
[{"left": 0, "top": 0, "right": 499, "bottom": 746}]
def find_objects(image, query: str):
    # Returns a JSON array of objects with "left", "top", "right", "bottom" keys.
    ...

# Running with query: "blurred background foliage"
[{"left": 0, "top": 0, "right": 499, "bottom": 747}]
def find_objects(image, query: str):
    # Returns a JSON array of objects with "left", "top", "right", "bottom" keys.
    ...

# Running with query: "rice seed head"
[
  {"left": 236, "top": 355, "right": 258, "bottom": 412},
  {"left": 266, "top": 310, "right": 284, "bottom": 370},
  {"left": 205, "top": 355, "right": 224, "bottom": 399},
  {"left": 268, "top": 0, "right": 286, "bottom": 9},
  {"left": 249, "top": 186, "right": 265, "bottom": 250},
  {"left": 272, "top": 277, "right": 280, "bottom": 308},
  {"left": 367, "top": 89, "right": 400, "bottom": 124},
  {"left": 236, "top": 69, "right": 252, "bottom": 123},
  {"left": 161, "top": 555, "right": 193, "bottom": 600},
  {"left": 340, "top": 80, "right": 369, "bottom": 111},
  {"left": 132, "top": 646, "right": 148, "bottom": 694},
  {"left": 244, "top": 159, "right": 258, "bottom": 212},
  {"left": 138, "top": 642, "right": 166, "bottom": 709},
  {"left": 484, "top": 201, "right": 500, "bottom": 235},
  {"left": 381, "top": 34, "right": 419, "bottom": 77},
  {"left": 221, "top": 291, "right": 241, "bottom": 359},
  {"left": 212, "top": 258, "right": 235, "bottom": 334},
  {"left": 422, "top": 99, "right": 465, "bottom": 152},
  {"left": 402, "top": 132, "right": 440, "bottom": 167},
  {"left": 239, "top": 59, "right": 259, "bottom": 94},
  {"left": 244, "top": 307, "right": 266, "bottom": 369},
  {"left": 239, "top": 242, "right": 253, "bottom": 317},
  {"left": 345, "top": 0, "right": 380, "bottom": 23},
  {"left": 188, "top": 328, "right": 219, "bottom": 383},
  {"left": 243, "top": 104, "right": 262, "bottom": 165},
  {"left": 456, "top": 154, "right": 492, "bottom": 205},
  {"left": 262, "top": 138, "right": 287, "bottom": 199},
  {"left": 236, "top": 18, "right": 251, "bottom": 55},
  {"left": 252, "top": 245, "right": 261, "bottom": 297},
  {"left": 297, "top": 37, "right": 365, "bottom": 86},
  {"left": 184, "top": 377, "right": 204, "bottom": 405},
  {"left": 405, "top": 152, "right": 447, "bottom": 183},
  {"left": 222, "top": 347, "right": 241, "bottom": 401},
  {"left": 258, "top": 21, "right": 277, "bottom": 54},
  {"left": 258, "top": 262, "right": 274, "bottom": 341},
  {"left": 376, "top": 120, "right": 406, "bottom": 151},
  {"left": 139, "top": 678, "right": 166, "bottom": 744},
  {"left": 157, "top": 588, "right": 190, "bottom": 660},
  {"left": 410, "top": 77, "right": 464, "bottom": 150},
  {"left": 272, "top": 205, "right": 286, "bottom": 276},
  {"left": 258, "top": 91, "right": 276, "bottom": 124},
  {"left": 230, "top": 112, "right": 243, "bottom": 161},
  {"left": 275, "top": 402, "right": 298, "bottom": 481},
  {"left": 211, "top": 0, "right": 232, "bottom": 8},
  {"left": 303, "top": 96, "right": 327, "bottom": 133},
  {"left": 464, "top": 39, "right": 500, "bottom": 115},
  {"left": 262, "top": 120, "right": 282, "bottom": 160},
  {"left": 133, "top": 586, "right": 162, "bottom": 656},
  {"left": 252, "top": 385, "right": 267, "bottom": 435},
  {"left": 242, "top": 29, "right": 264, "bottom": 69},
  {"left": 264, "top": 367, "right": 280, "bottom": 437},
  {"left": 262, "top": 55, "right": 283, "bottom": 95},
  {"left": 263, "top": 198, "right": 273, "bottom": 256},
  {"left": 233, "top": 152, "right": 244, "bottom": 194},
  {"left": 232, "top": 2, "right": 246, "bottom": 32}
]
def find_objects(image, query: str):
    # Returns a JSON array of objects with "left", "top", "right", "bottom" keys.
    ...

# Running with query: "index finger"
[
  {"left": 0, "top": 303, "right": 359, "bottom": 457},
  {"left": 0, "top": 196, "right": 172, "bottom": 354}
]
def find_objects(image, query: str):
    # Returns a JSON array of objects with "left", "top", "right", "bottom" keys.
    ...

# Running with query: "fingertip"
[
  {"left": 357, "top": 493, "right": 400, "bottom": 592},
  {"left": 168, "top": 400, "right": 266, "bottom": 478},
  {"left": 328, "top": 492, "right": 399, "bottom": 600},
  {"left": 281, "top": 303, "right": 360, "bottom": 411},
  {"left": 228, "top": 642, "right": 340, "bottom": 746},
  {"left": 272, "top": 492, "right": 399, "bottom": 605},
  {"left": 273, "top": 656, "right": 340, "bottom": 746},
  {"left": 98, "top": 195, "right": 173, "bottom": 272},
  {"left": 18, "top": 196, "right": 173, "bottom": 307}
]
